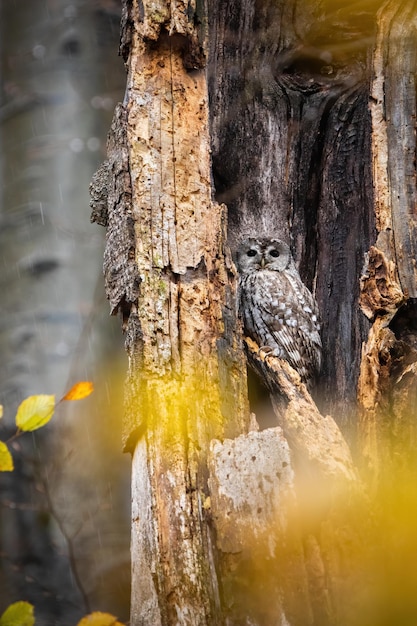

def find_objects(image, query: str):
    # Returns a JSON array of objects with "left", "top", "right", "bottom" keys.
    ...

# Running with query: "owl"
[{"left": 236, "top": 238, "right": 322, "bottom": 385}]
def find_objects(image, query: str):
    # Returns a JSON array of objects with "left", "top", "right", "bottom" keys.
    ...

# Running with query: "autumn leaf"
[
  {"left": 15, "top": 395, "right": 55, "bottom": 432},
  {"left": 62, "top": 381, "right": 94, "bottom": 401},
  {"left": 0, "top": 601, "right": 35, "bottom": 626},
  {"left": 0, "top": 405, "right": 3, "bottom": 419},
  {"left": 76, "top": 612, "right": 124, "bottom": 626},
  {"left": 0, "top": 441, "right": 13, "bottom": 472}
]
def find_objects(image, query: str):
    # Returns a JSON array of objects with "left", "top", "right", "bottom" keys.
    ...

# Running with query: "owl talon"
[{"left": 258, "top": 345, "right": 273, "bottom": 356}]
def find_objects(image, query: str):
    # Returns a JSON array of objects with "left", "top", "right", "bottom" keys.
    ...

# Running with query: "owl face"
[{"left": 236, "top": 238, "right": 291, "bottom": 273}]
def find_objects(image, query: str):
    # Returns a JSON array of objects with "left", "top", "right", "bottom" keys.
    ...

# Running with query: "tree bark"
[
  {"left": 209, "top": 0, "right": 377, "bottom": 424},
  {"left": 95, "top": 3, "right": 249, "bottom": 622},
  {"left": 358, "top": 0, "right": 417, "bottom": 480},
  {"left": 93, "top": 0, "right": 417, "bottom": 624}
]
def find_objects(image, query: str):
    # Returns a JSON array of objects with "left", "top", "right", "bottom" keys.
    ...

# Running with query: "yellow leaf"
[
  {"left": 0, "top": 405, "right": 3, "bottom": 419},
  {"left": 0, "top": 441, "right": 13, "bottom": 472},
  {"left": 62, "top": 381, "right": 94, "bottom": 401},
  {"left": 15, "top": 395, "right": 55, "bottom": 432},
  {"left": 76, "top": 612, "right": 123, "bottom": 626},
  {"left": 0, "top": 601, "right": 35, "bottom": 626}
]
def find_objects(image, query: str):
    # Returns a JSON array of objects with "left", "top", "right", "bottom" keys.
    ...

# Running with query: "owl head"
[{"left": 236, "top": 238, "right": 293, "bottom": 273}]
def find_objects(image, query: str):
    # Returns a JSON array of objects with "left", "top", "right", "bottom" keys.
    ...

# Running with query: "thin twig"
[{"left": 40, "top": 471, "right": 92, "bottom": 614}]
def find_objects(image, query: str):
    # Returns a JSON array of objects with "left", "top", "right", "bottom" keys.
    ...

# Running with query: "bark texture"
[
  {"left": 93, "top": 0, "right": 417, "bottom": 624},
  {"left": 358, "top": 0, "right": 417, "bottom": 478},
  {"left": 208, "top": 0, "right": 377, "bottom": 422},
  {"left": 101, "top": 2, "right": 250, "bottom": 622},
  {"left": 243, "top": 338, "right": 358, "bottom": 485}
]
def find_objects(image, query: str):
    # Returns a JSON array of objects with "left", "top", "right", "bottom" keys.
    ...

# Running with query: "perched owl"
[{"left": 236, "top": 238, "right": 322, "bottom": 385}]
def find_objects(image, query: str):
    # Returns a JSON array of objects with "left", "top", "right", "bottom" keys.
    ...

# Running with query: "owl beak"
[{"left": 260, "top": 257, "right": 266, "bottom": 268}]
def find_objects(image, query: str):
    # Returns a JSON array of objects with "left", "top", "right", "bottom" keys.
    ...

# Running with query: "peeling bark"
[
  {"left": 208, "top": 0, "right": 376, "bottom": 421},
  {"left": 359, "top": 245, "right": 405, "bottom": 321},
  {"left": 91, "top": 104, "right": 139, "bottom": 323},
  {"left": 370, "top": 0, "right": 417, "bottom": 296},
  {"left": 244, "top": 337, "right": 358, "bottom": 486},
  {"left": 91, "top": 0, "right": 417, "bottom": 623},
  {"left": 358, "top": 0, "right": 417, "bottom": 478},
  {"left": 114, "top": 4, "right": 250, "bottom": 622}
]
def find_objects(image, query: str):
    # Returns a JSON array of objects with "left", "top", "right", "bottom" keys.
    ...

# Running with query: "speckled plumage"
[{"left": 236, "top": 238, "right": 322, "bottom": 384}]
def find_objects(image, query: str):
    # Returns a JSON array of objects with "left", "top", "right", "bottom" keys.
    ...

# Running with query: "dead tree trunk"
[
  {"left": 91, "top": 3, "right": 250, "bottom": 623},
  {"left": 91, "top": 0, "right": 417, "bottom": 624},
  {"left": 358, "top": 0, "right": 417, "bottom": 480}
]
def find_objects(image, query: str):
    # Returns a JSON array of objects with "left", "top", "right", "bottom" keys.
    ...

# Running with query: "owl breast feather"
[{"left": 239, "top": 269, "right": 322, "bottom": 382}]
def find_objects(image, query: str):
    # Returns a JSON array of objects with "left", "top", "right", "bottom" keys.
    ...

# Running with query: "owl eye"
[
  {"left": 269, "top": 249, "right": 280, "bottom": 258},
  {"left": 246, "top": 249, "right": 257, "bottom": 257}
]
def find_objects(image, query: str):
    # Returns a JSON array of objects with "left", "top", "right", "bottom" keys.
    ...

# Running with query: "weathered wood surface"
[
  {"left": 208, "top": 428, "right": 311, "bottom": 625},
  {"left": 243, "top": 337, "right": 358, "bottom": 485},
  {"left": 358, "top": 0, "right": 417, "bottom": 477},
  {"left": 370, "top": 0, "right": 417, "bottom": 297},
  {"left": 208, "top": 0, "right": 377, "bottom": 421},
  {"left": 93, "top": 0, "right": 417, "bottom": 623},
  {"left": 208, "top": 341, "right": 361, "bottom": 625},
  {"left": 113, "top": 2, "right": 252, "bottom": 623}
]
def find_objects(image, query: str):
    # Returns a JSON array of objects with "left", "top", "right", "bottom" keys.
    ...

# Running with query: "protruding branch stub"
[
  {"left": 243, "top": 337, "right": 359, "bottom": 486},
  {"left": 359, "top": 245, "right": 405, "bottom": 322}
]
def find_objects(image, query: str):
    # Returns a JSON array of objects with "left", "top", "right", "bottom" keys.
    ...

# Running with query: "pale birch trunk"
[{"left": 0, "top": 2, "right": 127, "bottom": 621}]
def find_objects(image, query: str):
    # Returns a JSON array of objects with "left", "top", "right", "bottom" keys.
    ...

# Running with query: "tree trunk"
[
  {"left": 358, "top": 0, "right": 417, "bottom": 481},
  {"left": 0, "top": 2, "right": 128, "bottom": 621},
  {"left": 92, "top": 0, "right": 417, "bottom": 623},
  {"left": 92, "top": 3, "right": 249, "bottom": 622}
]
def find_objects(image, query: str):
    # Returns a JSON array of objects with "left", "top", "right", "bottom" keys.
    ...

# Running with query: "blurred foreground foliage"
[
  {"left": 0, "top": 381, "right": 94, "bottom": 471},
  {"left": 0, "top": 383, "right": 126, "bottom": 624},
  {"left": 213, "top": 432, "right": 417, "bottom": 625},
  {"left": 0, "top": 603, "right": 123, "bottom": 626},
  {"left": 2, "top": 376, "right": 417, "bottom": 623}
]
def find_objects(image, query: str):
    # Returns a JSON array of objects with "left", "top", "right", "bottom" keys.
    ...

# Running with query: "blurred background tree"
[{"left": 0, "top": 1, "right": 130, "bottom": 623}]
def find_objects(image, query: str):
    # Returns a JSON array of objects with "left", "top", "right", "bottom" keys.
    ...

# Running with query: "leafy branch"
[
  {"left": 0, "top": 382, "right": 126, "bottom": 625},
  {"left": 0, "top": 382, "right": 94, "bottom": 472}
]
